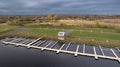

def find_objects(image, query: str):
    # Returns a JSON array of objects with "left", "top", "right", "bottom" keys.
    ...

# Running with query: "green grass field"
[{"left": 11, "top": 27, "right": 120, "bottom": 48}]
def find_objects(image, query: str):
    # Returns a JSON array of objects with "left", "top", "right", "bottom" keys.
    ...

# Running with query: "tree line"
[{"left": 0, "top": 14, "right": 120, "bottom": 25}]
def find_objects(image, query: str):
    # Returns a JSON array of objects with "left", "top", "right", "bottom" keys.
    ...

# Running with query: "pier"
[{"left": 1, "top": 38, "right": 120, "bottom": 63}]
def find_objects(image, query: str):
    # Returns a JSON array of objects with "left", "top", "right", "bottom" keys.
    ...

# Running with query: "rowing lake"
[{"left": 0, "top": 40, "right": 120, "bottom": 67}]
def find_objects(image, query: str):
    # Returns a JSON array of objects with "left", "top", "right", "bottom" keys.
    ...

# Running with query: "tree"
[
  {"left": 53, "top": 14, "right": 58, "bottom": 22},
  {"left": 46, "top": 14, "right": 58, "bottom": 23}
]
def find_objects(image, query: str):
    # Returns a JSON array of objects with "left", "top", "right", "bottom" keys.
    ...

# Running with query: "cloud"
[
  {"left": 22, "top": 0, "right": 39, "bottom": 7},
  {"left": 0, "top": 0, "right": 120, "bottom": 15},
  {"left": 0, "top": 1, "right": 8, "bottom": 6},
  {"left": 0, "top": 9, "right": 8, "bottom": 13},
  {"left": 0, "top": 1, "right": 9, "bottom": 13}
]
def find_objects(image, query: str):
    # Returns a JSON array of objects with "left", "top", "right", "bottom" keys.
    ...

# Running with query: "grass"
[
  {"left": 0, "top": 23, "right": 20, "bottom": 34},
  {"left": 69, "top": 30, "right": 120, "bottom": 40},
  {"left": 9, "top": 28, "right": 120, "bottom": 48},
  {"left": 14, "top": 29, "right": 61, "bottom": 38},
  {"left": 31, "top": 29, "right": 60, "bottom": 36},
  {"left": 0, "top": 20, "right": 120, "bottom": 48},
  {"left": 24, "top": 23, "right": 117, "bottom": 33}
]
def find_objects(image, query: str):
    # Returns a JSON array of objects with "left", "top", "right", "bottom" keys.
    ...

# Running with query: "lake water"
[{"left": 0, "top": 39, "right": 120, "bottom": 67}]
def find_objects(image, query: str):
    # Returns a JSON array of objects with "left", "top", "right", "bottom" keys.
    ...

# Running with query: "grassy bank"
[
  {"left": 0, "top": 23, "right": 20, "bottom": 34},
  {"left": 0, "top": 20, "right": 120, "bottom": 48},
  {"left": 6, "top": 28, "right": 119, "bottom": 48}
]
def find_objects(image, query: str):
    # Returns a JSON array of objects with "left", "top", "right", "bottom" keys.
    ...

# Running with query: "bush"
[
  {"left": 115, "top": 28, "right": 120, "bottom": 33},
  {"left": 93, "top": 22, "right": 100, "bottom": 28},
  {"left": 7, "top": 20, "right": 23, "bottom": 26}
]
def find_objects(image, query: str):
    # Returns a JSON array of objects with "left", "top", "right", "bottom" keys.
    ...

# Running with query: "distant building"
[{"left": 58, "top": 32, "right": 66, "bottom": 40}]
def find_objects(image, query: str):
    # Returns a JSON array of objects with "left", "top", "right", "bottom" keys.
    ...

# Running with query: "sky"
[{"left": 0, "top": 0, "right": 120, "bottom": 15}]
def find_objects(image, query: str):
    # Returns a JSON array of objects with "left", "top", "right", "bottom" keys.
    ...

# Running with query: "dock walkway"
[{"left": 2, "top": 38, "right": 120, "bottom": 63}]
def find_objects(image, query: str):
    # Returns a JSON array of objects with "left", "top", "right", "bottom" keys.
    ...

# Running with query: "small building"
[{"left": 58, "top": 32, "right": 66, "bottom": 40}]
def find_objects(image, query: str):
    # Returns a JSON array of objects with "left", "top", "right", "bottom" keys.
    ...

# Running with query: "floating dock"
[{"left": 1, "top": 38, "right": 120, "bottom": 63}]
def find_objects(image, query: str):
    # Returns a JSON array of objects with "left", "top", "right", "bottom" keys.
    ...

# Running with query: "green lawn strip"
[
  {"left": 13, "top": 29, "right": 60, "bottom": 38},
  {"left": 0, "top": 24, "right": 20, "bottom": 34},
  {"left": 31, "top": 29, "right": 61, "bottom": 36},
  {"left": 15, "top": 29, "right": 120, "bottom": 40},
  {"left": 69, "top": 31, "right": 120, "bottom": 40}
]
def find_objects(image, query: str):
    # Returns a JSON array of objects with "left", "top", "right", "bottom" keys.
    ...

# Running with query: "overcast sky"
[{"left": 0, "top": 0, "right": 120, "bottom": 15}]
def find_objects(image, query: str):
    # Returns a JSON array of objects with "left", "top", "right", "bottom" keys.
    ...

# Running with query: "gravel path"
[{"left": 0, "top": 28, "right": 34, "bottom": 36}]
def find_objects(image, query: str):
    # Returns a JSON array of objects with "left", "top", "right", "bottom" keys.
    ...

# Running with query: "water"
[{"left": 0, "top": 40, "right": 120, "bottom": 67}]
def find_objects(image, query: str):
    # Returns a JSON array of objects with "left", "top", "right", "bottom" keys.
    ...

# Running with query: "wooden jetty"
[{"left": 1, "top": 38, "right": 120, "bottom": 63}]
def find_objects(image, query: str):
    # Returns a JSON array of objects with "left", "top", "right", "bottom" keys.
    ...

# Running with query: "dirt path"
[{"left": 0, "top": 28, "right": 34, "bottom": 36}]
